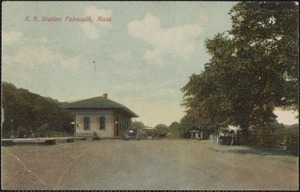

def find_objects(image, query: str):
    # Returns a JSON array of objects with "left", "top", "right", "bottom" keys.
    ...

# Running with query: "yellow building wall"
[{"left": 75, "top": 110, "right": 114, "bottom": 138}]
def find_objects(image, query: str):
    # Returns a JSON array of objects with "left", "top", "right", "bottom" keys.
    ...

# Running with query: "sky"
[{"left": 2, "top": 2, "right": 298, "bottom": 127}]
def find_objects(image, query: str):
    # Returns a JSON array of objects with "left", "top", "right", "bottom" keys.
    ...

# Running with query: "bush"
[
  {"left": 48, "top": 131, "right": 72, "bottom": 137},
  {"left": 17, "top": 126, "right": 29, "bottom": 138},
  {"left": 285, "top": 128, "right": 298, "bottom": 154},
  {"left": 169, "top": 122, "right": 183, "bottom": 139},
  {"left": 272, "top": 127, "right": 298, "bottom": 154},
  {"left": 155, "top": 124, "right": 169, "bottom": 136},
  {"left": 37, "top": 123, "right": 49, "bottom": 137}
]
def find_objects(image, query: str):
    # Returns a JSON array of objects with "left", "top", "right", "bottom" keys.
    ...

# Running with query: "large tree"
[
  {"left": 154, "top": 124, "right": 169, "bottom": 136},
  {"left": 182, "top": 61, "right": 232, "bottom": 130},
  {"left": 130, "top": 121, "right": 146, "bottom": 130},
  {"left": 182, "top": 2, "right": 298, "bottom": 134},
  {"left": 179, "top": 113, "right": 199, "bottom": 138}
]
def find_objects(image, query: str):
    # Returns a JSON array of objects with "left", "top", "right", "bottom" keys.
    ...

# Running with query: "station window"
[
  {"left": 84, "top": 117, "right": 90, "bottom": 130},
  {"left": 100, "top": 116, "right": 105, "bottom": 130}
]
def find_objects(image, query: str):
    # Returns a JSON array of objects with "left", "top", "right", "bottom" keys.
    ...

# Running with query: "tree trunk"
[{"left": 241, "top": 126, "right": 248, "bottom": 145}]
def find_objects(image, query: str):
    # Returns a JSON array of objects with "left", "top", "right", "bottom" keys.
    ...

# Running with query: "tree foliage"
[
  {"left": 1, "top": 82, "right": 73, "bottom": 138},
  {"left": 169, "top": 121, "right": 181, "bottom": 138},
  {"left": 178, "top": 114, "right": 198, "bottom": 138},
  {"left": 182, "top": 2, "right": 298, "bottom": 133},
  {"left": 154, "top": 124, "right": 169, "bottom": 135},
  {"left": 130, "top": 121, "right": 146, "bottom": 130}
]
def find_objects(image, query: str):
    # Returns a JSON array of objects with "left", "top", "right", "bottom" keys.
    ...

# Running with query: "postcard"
[{"left": 1, "top": 1, "right": 299, "bottom": 190}]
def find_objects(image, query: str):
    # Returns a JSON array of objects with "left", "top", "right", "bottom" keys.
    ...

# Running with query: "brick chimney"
[{"left": 103, "top": 93, "right": 108, "bottom": 99}]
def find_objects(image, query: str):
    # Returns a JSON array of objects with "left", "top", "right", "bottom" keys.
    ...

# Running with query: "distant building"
[
  {"left": 190, "top": 127, "right": 203, "bottom": 140},
  {"left": 227, "top": 125, "right": 242, "bottom": 134},
  {"left": 63, "top": 94, "right": 138, "bottom": 138}
]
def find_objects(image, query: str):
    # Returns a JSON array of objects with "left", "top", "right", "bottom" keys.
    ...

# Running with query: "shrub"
[
  {"left": 285, "top": 128, "right": 298, "bottom": 154},
  {"left": 169, "top": 122, "right": 183, "bottom": 139},
  {"left": 272, "top": 126, "right": 299, "bottom": 154},
  {"left": 155, "top": 124, "right": 169, "bottom": 136},
  {"left": 17, "top": 126, "right": 29, "bottom": 138},
  {"left": 37, "top": 123, "right": 49, "bottom": 137}
]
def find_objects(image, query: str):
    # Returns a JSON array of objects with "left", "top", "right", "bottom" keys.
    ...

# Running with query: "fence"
[{"left": 210, "top": 128, "right": 298, "bottom": 154}]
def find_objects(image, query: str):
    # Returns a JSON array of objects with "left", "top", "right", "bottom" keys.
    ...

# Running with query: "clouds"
[
  {"left": 2, "top": 31, "right": 23, "bottom": 45},
  {"left": 80, "top": 6, "right": 112, "bottom": 39},
  {"left": 128, "top": 13, "right": 203, "bottom": 63},
  {"left": 13, "top": 46, "right": 55, "bottom": 66},
  {"left": 5, "top": 43, "right": 82, "bottom": 71},
  {"left": 85, "top": 6, "right": 112, "bottom": 27},
  {"left": 109, "top": 50, "right": 131, "bottom": 62},
  {"left": 38, "top": 37, "right": 49, "bottom": 43},
  {"left": 2, "top": 29, "right": 83, "bottom": 70},
  {"left": 2, "top": 31, "right": 54, "bottom": 67},
  {"left": 60, "top": 55, "right": 81, "bottom": 69},
  {"left": 80, "top": 23, "right": 100, "bottom": 39},
  {"left": 274, "top": 109, "right": 299, "bottom": 125}
]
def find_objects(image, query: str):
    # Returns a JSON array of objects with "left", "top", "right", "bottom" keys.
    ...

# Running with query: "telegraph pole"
[{"left": 11, "top": 119, "right": 14, "bottom": 139}]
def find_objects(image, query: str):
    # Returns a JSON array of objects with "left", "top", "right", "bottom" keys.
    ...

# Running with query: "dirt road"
[{"left": 1, "top": 139, "right": 298, "bottom": 190}]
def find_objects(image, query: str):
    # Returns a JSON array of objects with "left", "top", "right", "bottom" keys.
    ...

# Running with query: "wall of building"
[
  {"left": 114, "top": 112, "right": 131, "bottom": 137},
  {"left": 75, "top": 110, "right": 114, "bottom": 138}
]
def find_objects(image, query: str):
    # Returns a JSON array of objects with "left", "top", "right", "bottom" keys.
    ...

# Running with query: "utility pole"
[{"left": 11, "top": 119, "right": 14, "bottom": 139}]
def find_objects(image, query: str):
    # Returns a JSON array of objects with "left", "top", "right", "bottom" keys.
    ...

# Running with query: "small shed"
[{"left": 190, "top": 129, "right": 203, "bottom": 140}]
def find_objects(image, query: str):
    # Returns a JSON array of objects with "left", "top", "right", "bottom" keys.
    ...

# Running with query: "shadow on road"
[{"left": 210, "top": 145, "right": 298, "bottom": 157}]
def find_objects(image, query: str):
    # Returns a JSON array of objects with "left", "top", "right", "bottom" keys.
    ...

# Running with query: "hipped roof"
[{"left": 62, "top": 96, "right": 138, "bottom": 117}]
